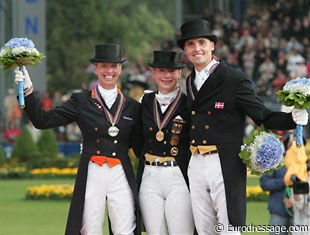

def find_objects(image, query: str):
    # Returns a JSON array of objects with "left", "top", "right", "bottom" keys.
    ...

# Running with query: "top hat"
[
  {"left": 148, "top": 51, "right": 185, "bottom": 69},
  {"left": 90, "top": 44, "right": 126, "bottom": 64},
  {"left": 177, "top": 20, "right": 217, "bottom": 49}
]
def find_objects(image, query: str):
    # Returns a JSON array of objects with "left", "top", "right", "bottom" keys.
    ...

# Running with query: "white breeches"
[
  {"left": 188, "top": 153, "right": 240, "bottom": 235},
  {"left": 81, "top": 162, "right": 135, "bottom": 235},
  {"left": 139, "top": 165, "right": 194, "bottom": 235}
]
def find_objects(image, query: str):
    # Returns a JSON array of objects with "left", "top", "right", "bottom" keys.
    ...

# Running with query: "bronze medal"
[
  {"left": 170, "top": 147, "right": 178, "bottom": 156},
  {"left": 156, "top": 130, "right": 165, "bottom": 142}
]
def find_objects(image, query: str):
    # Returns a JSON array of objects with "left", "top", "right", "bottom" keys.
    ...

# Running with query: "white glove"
[
  {"left": 292, "top": 108, "right": 308, "bottom": 125},
  {"left": 14, "top": 66, "right": 33, "bottom": 91}
]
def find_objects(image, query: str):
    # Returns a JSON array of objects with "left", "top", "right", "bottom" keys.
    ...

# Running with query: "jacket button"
[
  {"left": 203, "top": 140, "right": 207, "bottom": 144},
  {"left": 163, "top": 141, "right": 167, "bottom": 144},
  {"left": 94, "top": 127, "right": 98, "bottom": 131},
  {"left": 207, "top": 111, "right": 212, "bottom": 115},
  {"left": 149, "top": 127, "right": 153, "bottom": 131},
  {"left": 114, "top": 140, "right": 118, "bottom": 144},
  {"left": 96, "top": 139, "right": 100, "bottom": 143},
  {"left": 112, "top": 152, "right": 116, "bottom": 156},
  {"left": 191, "top": 140, "right": 195, "bottom": 144},
  {"left": 192, "top": 125, "right": 195, "bottom": 129},
  {"left": 163, "top": 152, "right": 166, "bottom": 155},
  {"left": 191, "top": 111, "right": 196, "bottom": 115},
  {"left": 205, "top": 125, "right": 209, "bottom": 130},
  {"left": 96, "top": 150, "right": 100, "bottom": 154}
]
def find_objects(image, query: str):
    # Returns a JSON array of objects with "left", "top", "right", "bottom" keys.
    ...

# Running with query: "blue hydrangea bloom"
[
  {"left": 5, "top": 38, "right": 35, "bottom": 49},
  {"left": 256, "top": 136, "right": 284, "bottom": 170}
]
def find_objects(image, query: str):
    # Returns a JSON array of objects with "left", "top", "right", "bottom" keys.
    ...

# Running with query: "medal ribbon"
[
  {"left": 188, "top": 60, "right": 219, "bottom": 100},
  {"left": 153, "top": 88, "right": 183, "bottom": 131},
  {"left": 94, "top": 86, "right": 126, "bottom": 126}
]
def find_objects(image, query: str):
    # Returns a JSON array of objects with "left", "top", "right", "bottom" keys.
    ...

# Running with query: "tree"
[
  {"left": 46, "top": 0, "right": 175, "bottom": 95},
  {"left": 37, "top": 129, "right": 59, "bottom": 159},
  {"left": 11, "top": 126, "right": 39, "bottom": 163},
  {"left": 0, "top": 145, "right": 6, "bottom": 166}
]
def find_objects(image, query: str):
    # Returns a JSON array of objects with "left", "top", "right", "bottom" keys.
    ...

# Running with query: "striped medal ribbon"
[
  {"left": 153, "top": 89, "right": 182, "bottom": 142},
  {"left": 94, "top": 87, "right": 126, "bottom": 137}
]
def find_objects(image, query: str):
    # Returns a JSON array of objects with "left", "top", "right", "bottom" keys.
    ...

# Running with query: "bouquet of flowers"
[
  {"left": 0, "top": 38, "right": 45, "bottom": 107},
  {"left": 277, "top": 77, "right": 310, "bottom": 146},
  {"left": 239, "top": 125, "right": 284, "bottom": 176}
]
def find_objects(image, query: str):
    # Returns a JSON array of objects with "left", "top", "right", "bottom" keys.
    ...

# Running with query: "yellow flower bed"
[
  {"left": 26, "top": 184, "right": 268, "bottom": 200},
  {"left": 26, "top": 184, "right": 74, "bottom": 200},
  {"left": 31, "top": 167, "right": 78, "bottom": 178},
  {"left": 247, "top": 185, "right": 269, "bottom": 201}
]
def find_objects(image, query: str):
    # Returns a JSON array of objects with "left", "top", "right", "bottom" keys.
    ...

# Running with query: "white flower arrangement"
[
  {"left": 277, "top": 77, "right": 310, "bottom": 109},
  {"left": 277, "top": 77, "right": 310, "bottom": 146},
  {"left": 239, "top": 125, "right": 284, "bottom": 175},
  {"left": 0, "top": 37, "right": 45, "bottom": 70}
]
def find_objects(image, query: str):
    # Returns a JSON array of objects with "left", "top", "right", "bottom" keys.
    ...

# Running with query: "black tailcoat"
[
  {"left": 23, "top": 90, "right": 143, "bottom": 235},
  {"left": 137, "top": 91, "right": 191, "bottom": 187},
  {"left": 186, "top": 62, "right": 296, "bottom": 226}
]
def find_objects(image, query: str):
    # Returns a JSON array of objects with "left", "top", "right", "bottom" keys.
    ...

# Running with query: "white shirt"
[
  {"left": 194, "top": 58, "right": 219, "bottom": 91},
  {"left": 98, "top": 85, "right": 118, "bottom": 109},
  {"left": 155, "top": 88, "right": 179, "bottom": 113}
]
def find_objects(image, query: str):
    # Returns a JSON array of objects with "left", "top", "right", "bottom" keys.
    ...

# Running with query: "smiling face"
[
  {"left": 183, "top": 37, "right": 214, "bottom": 72},
  {"left": 94, "top": 62, "right": 122, "bottom": 89},
  {"left": 152, "top": 67, "right": 181, "bottom": 94}
]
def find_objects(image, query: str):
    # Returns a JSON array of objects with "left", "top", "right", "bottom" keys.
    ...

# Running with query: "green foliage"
[
  {"left": 46, "top": 0, "right": 175, "bottom": 94},
  {"left": 37, "top": 129, "right": 58, "bottom": 159},
  {"left": 11, "top": 126, "right": 39, "bottom": 163},
  {"left": 277, "top": 90, "right": 310, "bottom": 109},
  {"left": 0, "top": 145, "right": 6, "bottom": 166}
]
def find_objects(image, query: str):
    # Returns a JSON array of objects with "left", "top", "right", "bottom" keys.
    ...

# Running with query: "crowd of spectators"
[{"left": 1, "top": 0, "right": 309, "bottom": 144}]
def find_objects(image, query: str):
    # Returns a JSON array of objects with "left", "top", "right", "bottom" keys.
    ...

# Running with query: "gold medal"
[
  {"left": 170, "top": 147, "right": 178, "bottom": 156},
  {"left": 156, "top": 130, "right": 165, "bottom": 142}
]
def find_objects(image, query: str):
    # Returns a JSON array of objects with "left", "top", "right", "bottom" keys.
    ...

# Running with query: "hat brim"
[
  {"left": 148, "top": 63, "right": 185, "bottom": 69},
  {"left": 177, "top": 35, "right": 217, "bottom": 49},
  {"left": 90, "top": 58, "right": 126, "bottom": 64}
]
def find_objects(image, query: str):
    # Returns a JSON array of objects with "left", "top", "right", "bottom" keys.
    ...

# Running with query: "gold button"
[
  {"left": 192, "top": 125, "right": 195, "bottom": 129},
  {"left": 112, "top": 152, "right": 116, "bottom": 156},
  {"left": 94, "top": 127, "right": 98, "bottom": 131},
  {"left": 205, "top": 125, "right": 209, "bottom": 130},
  {"left": 203, "top": 140, "right": 207, "bottom": 144},
  {"left": 207, "top": 111, "right": 212, "bottom": 115},
  {"left": 149, "top": 127, "right": 153, "bottom": 131},
  {"left": 191, "top": 111, "right": 196, "bottom": 115},
  {"left": 114, "top": 140, "right": 118, "bottom": 144},
  {"left": 96, "top": 150, "right": 100, "bottom": 154},
  {"left": 191, "top": 140, "right": 195, "bottom": 144},
  {"left": 96, "top": 139, "right": 100, "bottom": 143}
]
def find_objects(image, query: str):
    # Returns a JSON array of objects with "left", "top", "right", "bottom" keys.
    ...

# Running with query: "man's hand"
[{"left": 292, "top": 108, "right": 308, "bottom": 125}]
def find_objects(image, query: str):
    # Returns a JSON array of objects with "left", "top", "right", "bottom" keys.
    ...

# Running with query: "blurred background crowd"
[{"left": 0, "top": 0, "right": 309, "bottom": 151}]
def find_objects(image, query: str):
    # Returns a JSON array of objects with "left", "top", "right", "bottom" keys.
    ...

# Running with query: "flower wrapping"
[
  {"left": 239, "top": 126, "right": 284, "bottom": 175},
  {"left": 0, "top": 38, "right": 45, "bottom": 108},
  {"left": 277, "top": 77, "right": 310, "bottom": 146}
]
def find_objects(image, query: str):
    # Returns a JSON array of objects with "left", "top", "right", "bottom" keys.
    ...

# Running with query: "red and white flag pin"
[{"left": 215, "top": 102, "right": 224, "bottom": 109}]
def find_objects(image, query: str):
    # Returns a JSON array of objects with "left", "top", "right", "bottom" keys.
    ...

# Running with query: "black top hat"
[
  {"left": 177, "top": 20, "right": 217, "bottom": 49},
  {"left": 90, "top": 44, "right": 126, "bottom": 64},
  {"left": 148, "top": 51, "right": 185, "bottom": 69}
]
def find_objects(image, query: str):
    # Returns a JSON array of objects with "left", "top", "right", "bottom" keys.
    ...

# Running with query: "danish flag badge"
[{"left": 215, "top": 102, "right": 224, "bottom": 109}]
